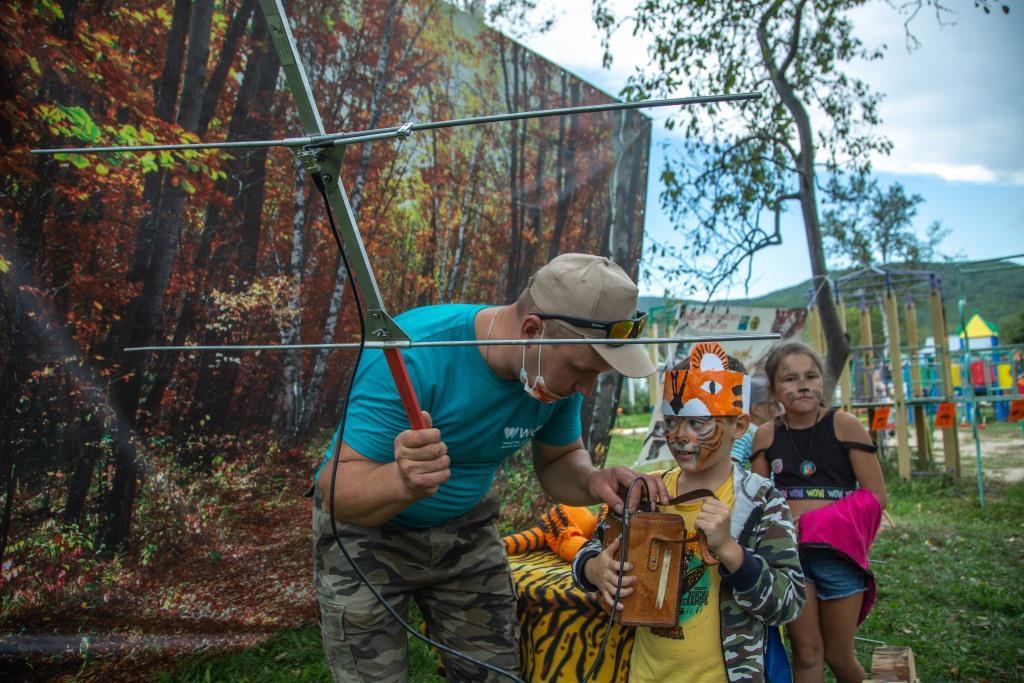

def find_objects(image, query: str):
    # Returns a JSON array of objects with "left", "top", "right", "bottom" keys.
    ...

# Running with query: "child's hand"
[
  {"left": 584, "top": 537, "right": 635, "bottom": 611},
  {"left": 695, "top": 498, "right": 733, "bottom": 553}
]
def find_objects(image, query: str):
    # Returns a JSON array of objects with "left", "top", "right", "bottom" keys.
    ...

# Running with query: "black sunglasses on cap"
[{"left": 532, "top": 311, "right": 648, "bottom": 341}]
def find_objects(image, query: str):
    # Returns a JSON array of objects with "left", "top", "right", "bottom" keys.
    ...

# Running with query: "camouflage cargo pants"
[{"left": 313, "top": 487, "right": 520, "bottom": 682}]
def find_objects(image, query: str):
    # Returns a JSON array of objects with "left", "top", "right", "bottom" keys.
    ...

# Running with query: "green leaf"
[
  {"left": 117, "top": 124, "right": 138, "bottom": 145},
  {"left": 140, "top": 152, "right": 158, "bottom": 173},
  {"left": 54, "top": 152, "right": 91, "bottom": 169},
  {"left": 58, "top": 105, "right": 101, "bottom": 143},
  {"left": 37, "top": 0, "right": 64, "bottom": 19}
]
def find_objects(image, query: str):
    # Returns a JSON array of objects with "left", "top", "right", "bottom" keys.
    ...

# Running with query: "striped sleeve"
[{"left": 571, "top": 538, "right": 603, "bottom": 592}]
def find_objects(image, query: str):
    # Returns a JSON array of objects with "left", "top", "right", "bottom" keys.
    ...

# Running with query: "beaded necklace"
[{"left": 783, "top": 405, "right": 823, "bottom": 478}]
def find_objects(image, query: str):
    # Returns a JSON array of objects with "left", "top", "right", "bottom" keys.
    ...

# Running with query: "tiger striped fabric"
[{"left": 510, "top": 550, "right": 633, "bottom": 682}]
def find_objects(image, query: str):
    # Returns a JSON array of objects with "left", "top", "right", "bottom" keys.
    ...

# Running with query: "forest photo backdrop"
[{"left": 0, "top": 0, "right": 650, "bottom": 674}]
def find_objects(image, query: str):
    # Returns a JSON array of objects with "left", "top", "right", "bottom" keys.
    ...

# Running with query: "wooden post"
[
  {"left": 838, "top": 294, "right": 851, "bottom": 411},
  {"left": 646, "top": 320, "right": 661, "bottom": 411},
  {"left": 930, "top": 282, "right": 960, "bottom": 477},
  {"left": 870, "top": 645, "right": 918, "bottom": 682},
  {"left": 860, "top": 301, "right": 875, "bottom": 401},
  {"left": 817, "top": 305, "right": 828, "bottom": 355},
  {"left": 905, "top": 296, "right": 931, "bottom": 469},
  {"left": 808, "top": 302, "right": 824, "bottom": 354},
  {"left": 885, "top": 286, "right": 912, "bottom": 480}
]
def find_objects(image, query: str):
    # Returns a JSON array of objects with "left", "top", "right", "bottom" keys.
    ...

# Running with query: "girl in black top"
[{"left": 751, "top": 342, "right": 886, "bottom": 683}]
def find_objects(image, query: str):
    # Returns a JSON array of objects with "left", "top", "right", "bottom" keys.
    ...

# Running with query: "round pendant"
[
  {"left": 800, "top": 460, "right": 817, "bottom": 477},
  {"left": 771, "top": 459, "right": 784, "bottom": 475}
]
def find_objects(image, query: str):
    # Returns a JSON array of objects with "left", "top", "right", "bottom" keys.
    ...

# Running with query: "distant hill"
[{"left": 638, "top": 260, "right": 1024, "bottom": 341}]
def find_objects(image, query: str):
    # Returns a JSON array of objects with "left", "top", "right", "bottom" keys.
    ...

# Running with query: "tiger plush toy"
[{"left": 503, "top": 503, "right": 599, "bottom": 563}]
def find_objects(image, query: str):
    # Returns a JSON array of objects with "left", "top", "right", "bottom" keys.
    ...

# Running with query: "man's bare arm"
[
  {"left": 317, "top": 410, "right": 450, "bottom": 527},
  {"left": 532, "top": 438, "right": 670, "bottom": 512}
]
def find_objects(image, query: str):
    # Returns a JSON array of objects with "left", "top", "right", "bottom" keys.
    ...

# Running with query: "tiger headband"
[{"left": 662, "top": 342, "right": 750, "bottom": 418}]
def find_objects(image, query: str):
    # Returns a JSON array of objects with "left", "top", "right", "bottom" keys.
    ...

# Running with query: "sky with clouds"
[{"left": 506, "top": 1, "right": 1024, "bottom": 299}]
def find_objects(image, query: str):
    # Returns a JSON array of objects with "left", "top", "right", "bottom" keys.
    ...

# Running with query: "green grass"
[
  {"left": 613, "top": 411, "right": 653, "bottom": 430},
  {"left": 157, "top": 603, "right": 444, "bottom": 682},
  {"left": 605, "top": 431, "right": 648, "bottom": 470},
  {"left": 158, "top": 434, "right": 1024, "bottom": 682},
  {"left": 855, "top": 478, "right": 1024, "bottom": 681},
  {"left": 156, "top": 628, "right": 328, "bottom": 682}
]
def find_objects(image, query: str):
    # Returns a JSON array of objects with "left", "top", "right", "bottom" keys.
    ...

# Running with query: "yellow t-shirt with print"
[{"left": 628, "top": 469, "right": 735, "bottom": 683}]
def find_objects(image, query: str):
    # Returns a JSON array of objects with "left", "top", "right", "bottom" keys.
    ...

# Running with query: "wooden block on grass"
[
  {"left": 880, "top": 509, "right": 897, "bottom": 530},
  {"left": 871, "top": 645, "right": 917, "bottom": 682}
]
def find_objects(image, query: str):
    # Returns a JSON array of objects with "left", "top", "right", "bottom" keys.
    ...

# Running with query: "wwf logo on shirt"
[{"left": 501, "top": 425, "right": 543, "bottom": 449}]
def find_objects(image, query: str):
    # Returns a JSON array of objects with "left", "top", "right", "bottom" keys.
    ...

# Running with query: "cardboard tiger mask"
[{"left": 662, "top": 342, "right": 750, "bottom": 418}]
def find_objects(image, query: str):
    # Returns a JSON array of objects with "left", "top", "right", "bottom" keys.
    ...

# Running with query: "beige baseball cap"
[{"left": 528, "top": 253, "right": 656, "bottom": 378}]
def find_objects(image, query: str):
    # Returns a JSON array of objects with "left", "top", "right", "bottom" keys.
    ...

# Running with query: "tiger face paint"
[
  {"left": 661, "top": 342, "right": 750, "bottom": 473},
  {"left": 664, "top": 415, "right": 730, "bottom": 472}
]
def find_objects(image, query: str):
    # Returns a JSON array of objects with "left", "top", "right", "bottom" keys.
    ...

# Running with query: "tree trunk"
[
  {"left": 272, "top": 173, "right": 310, "bottom": 437},
  {"left": 581, "top": 373, "right": 624, "bottom": 469},
  {"left": 188, "top": 12, "right": 280, "bottom": 436},
  {"left": 144, "top": 0, "right": 263, "bottom": 430},
  {"left": 550, "top": 76, "right": 580, "bottom": 262},
  {"left": 297, "top": 0, "right": 402, "bottom": 433},
  {"left": 128, "top": 0, "right": 190, "bottom": 284},
  {"left": 0, "top": 457, "right": 15, "bottom": 570},
  {"left": 584, "top": 111, "right": 650, "bottom": 467},
  {"left": 418, "top": 128, "right": 441, "bottom": 307},
  {"left": 758, "top": 0, "right": 849, "bottom": 385},
  {"left": 444, "top": 136, "right": 484, "bottom": 302},
  {"left": 198, "top": 0, "right": 254, "bottom": 138},
  {"left": 500, "top": 40, "right": 522, "bottom": 303},
  {"left": 0, "top": 268, "right": 17, "bottom": 568},
  {"left": 523, "top": 64, "right": 547, "bottom": 280},
  {"left": 103, "top": 0, "right": 214, "bottom": 549},
  {"left": 63, "top": 411, "right": 103, "bottom": 526}
]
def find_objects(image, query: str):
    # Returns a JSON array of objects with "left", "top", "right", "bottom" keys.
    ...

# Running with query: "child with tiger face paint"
[
  {"left": 661, "top": 342, "right": 750, "bottom": 476},
  {"left": 572, "top": 343, "right": 805, "bottom": 682}
]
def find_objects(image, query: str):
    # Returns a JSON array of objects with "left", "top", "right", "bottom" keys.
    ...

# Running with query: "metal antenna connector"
[{"left": 296, "top": 147, "right": 323, "bottom": 175}]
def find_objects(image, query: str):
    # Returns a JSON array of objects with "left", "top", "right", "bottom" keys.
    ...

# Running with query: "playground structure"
[{"left": 805, "top": 255, "right": 1024, "bottom": 505}]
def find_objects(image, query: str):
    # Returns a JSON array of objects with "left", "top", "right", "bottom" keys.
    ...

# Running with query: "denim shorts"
[{"left": 799, "top": 546, "right": 868, "bottom": 600}]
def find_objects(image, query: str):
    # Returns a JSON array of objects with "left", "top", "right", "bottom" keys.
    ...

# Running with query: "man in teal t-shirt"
[{"left": 312, "top": 254, "right": 669, "bottom": 681}]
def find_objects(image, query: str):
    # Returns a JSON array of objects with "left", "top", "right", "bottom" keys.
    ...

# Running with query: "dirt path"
[{"left": 888, "top": 423, "right": 1024, "bottom": 482}]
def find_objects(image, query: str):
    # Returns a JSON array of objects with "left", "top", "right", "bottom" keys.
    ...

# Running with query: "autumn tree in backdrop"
[{"left": 0, "top": 2, "right": 650, "bottom": 651}]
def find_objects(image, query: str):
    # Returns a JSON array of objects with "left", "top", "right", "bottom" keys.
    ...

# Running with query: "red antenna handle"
[{"left": 383, "top": 348, "right": 427, "bottom": 430}]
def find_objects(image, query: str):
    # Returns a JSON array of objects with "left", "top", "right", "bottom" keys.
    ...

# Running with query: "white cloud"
[
  {"left": 516, "top": 0, "right": 1024, "bottom": 187},
  {"left": 872, "top": 158, "right": 1024, "bottom": 185},
  {"left": 846, "top": 2, "right": 1024, "bottom": 184},
  {"left": 510, "top": 0, "right": 1024, "bottom": 298},
  {"left": 517, "top": 1, "right": 648, "bottom": 93}
]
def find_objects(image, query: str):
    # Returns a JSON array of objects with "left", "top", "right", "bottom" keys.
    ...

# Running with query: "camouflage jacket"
[{"left": 572, "top": 463, "right": 805, "bottom": 682}]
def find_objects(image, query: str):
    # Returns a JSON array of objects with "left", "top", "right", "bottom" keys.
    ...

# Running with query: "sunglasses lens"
[
  {"left": 609, "top": 321, "right": 633, "bottom": 339},
  {"left": 633, "top": 315, "right": 647, "bottom": 337}
]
